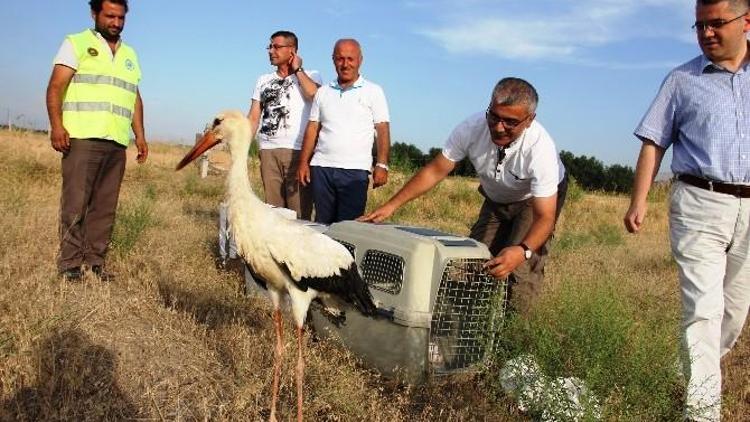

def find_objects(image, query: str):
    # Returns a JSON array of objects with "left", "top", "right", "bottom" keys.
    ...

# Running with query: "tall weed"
[
  {"left": 565, "top": 176, "right": 586, "bottom": 204},
  {"left": 490, "top": 279, "right": 683, "bottom": 420},
  {"left": 111, "top": 185, "right": 157, "bottom": 256},
  {"left": 648, "top": 180, "right": 672, "bottom": 203}
]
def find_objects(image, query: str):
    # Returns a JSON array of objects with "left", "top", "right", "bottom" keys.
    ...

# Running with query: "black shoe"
[
  {"left": 90, "top": 265, "right": 115, "bottom": 282},
  {"left": 60, "top": 267, "right": 83, "bottom": 282}
]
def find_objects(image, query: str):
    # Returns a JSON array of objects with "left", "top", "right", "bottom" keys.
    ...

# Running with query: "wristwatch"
[
  {"left": 375, "top": 162, "right": 389, "bottom": 171},
  {"left": 293, "top": 67, "right": 304, "bottom": 74},
  {"left": 519, "top": 242, "right": 532, "bottom": 260}
]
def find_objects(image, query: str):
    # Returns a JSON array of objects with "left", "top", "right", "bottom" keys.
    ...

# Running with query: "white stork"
[{"left": 176, "top": 111, "right": 377, "bottom": 422}]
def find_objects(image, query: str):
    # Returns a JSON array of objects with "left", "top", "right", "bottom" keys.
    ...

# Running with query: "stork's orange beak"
[{"left": 175, "top": 131, "right": 221, "bottom": 170}]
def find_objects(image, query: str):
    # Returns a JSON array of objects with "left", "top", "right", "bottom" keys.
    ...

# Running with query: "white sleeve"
[
  {"left": 307, "top": 70, "right": 323, "bottom": 86},
  {"left": 53, "top": 39, "right": 78, "bottom": 70},
  {"left": 370, "top": 85, "right": 389, "bottom": 123},
  {"left": 528, "top": 135, "right": 560, "bottom": 198},
  {"left": 308, "top": 89, "right": 321, "bottom": 122},
  {"left": 441, "top": 120, "right": 469, "bottom": 162},
  {"left": 251, "top": 75, "right": 265, "bottom": 102}
]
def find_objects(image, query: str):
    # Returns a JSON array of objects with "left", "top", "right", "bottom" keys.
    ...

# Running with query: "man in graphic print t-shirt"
[{"left": 248, "top": 30, "right": 322, "bottom": 219}]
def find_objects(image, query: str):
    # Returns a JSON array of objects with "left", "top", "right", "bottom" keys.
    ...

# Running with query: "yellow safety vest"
[{"left": 62, "top": 29, "right": 141, "bottom": 146}]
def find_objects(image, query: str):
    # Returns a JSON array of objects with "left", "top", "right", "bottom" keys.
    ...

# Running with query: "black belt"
[{"left": 676, "top": 174, "right": 750, "bottom": 198}]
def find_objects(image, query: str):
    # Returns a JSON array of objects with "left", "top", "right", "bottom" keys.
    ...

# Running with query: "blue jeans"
[{"left": 311, "top": 166, "right": 369, "bottom": 224}]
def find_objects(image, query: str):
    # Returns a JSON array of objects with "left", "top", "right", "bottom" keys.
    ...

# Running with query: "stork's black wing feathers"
[{"left": 293, "top": 263, "right": 376, "bottom": 316}]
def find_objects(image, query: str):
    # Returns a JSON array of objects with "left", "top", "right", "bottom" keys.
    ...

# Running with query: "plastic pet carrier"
[{"left": 307, "top": 221, "right": 507, "bottom": 384}]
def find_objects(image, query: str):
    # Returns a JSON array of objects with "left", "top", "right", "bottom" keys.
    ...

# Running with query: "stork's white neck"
[
  {"left": 226, "top": 127, "right": 264, "bottom": 210},
  {"left": 222, "top": 119, "right": 283, "bottom": 264}
]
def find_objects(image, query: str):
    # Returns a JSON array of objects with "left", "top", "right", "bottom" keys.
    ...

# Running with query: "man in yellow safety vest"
[{"left": 46, "top": 0, "right": 148, "bottom": 282}]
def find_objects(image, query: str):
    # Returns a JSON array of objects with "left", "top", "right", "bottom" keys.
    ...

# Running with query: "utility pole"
[
  {"left": 196, "top": 132, "right": 209, "bottom": 178},
  {"left": 14, "top": 114, "right": 24, "bottom": 132},
  {"left": 6, "top": 108, "right": 10, "bottom": 132}
]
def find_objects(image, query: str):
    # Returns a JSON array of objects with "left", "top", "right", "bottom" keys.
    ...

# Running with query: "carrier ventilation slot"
[{"left": 361, "top": 250, "right": 405, "bottom": 294}]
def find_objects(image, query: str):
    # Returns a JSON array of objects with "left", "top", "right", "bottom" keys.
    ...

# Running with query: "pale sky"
[{"left": 1, "top": 0, "right": 707, "bottom": 166}]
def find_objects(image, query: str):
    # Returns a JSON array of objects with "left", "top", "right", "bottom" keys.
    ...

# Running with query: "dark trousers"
[
  {"left": 58, "top": 139, "right": 126, "bottom": 272},
  {"left": 310, "top": 166, "right": 369, "bottom": 224},
  {"left": 469, "top": 174, "right": 568, "bottom": 314}
]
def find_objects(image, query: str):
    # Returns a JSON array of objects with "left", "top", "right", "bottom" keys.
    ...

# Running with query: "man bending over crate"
[{"left": 360, "top": 77, "right": 567, "bottom": 314}]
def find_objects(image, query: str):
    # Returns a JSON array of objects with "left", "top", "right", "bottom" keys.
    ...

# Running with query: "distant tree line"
[
  {"left": 388, "top": 142, "right": 478, "bottom": 177},
  {"left": 384, "top": 142, "right": 636, "bottom": 193},
  {"left": 558, "top": 150, "right": 635, "bottom": 194},
  {"left": 0, "top": 124, "right": 48, "bottom": 135}
]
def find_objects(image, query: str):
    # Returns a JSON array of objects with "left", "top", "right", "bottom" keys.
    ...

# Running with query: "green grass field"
[{"left": 0, "top": 131, "right": 747, "bottom": 421}]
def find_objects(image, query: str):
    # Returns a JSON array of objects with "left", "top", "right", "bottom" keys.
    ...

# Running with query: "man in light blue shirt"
[{"left": 624, "top": 1, "right": 750, "bottom": 420}]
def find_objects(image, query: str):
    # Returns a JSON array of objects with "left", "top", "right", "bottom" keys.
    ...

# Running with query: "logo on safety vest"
[
  {"left": 125, "top": 59, "right": 134, "bottom": 71},
  {"left": 87, "top": 47, "right": 98, "bottom": 57}
]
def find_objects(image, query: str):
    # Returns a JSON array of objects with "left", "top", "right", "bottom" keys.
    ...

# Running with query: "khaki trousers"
[
  {"left": 669, "top": 181, "right": 750, "bottom": 422},
  {"left": 58, "top": 139, "right": 126, "bottom": 272},
  {"left": 259, "top": 148, "right": 312, "bottom": 220},
  {"left": 470, "top": 176, "right": 567, "bottom": 314}
]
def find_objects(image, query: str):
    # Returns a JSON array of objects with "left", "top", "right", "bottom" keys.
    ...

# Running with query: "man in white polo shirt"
[
  {"left": 297, "top": 38, "right": 391, "bottom": 224},
  {"left": 248, "top": 30, "right": 322, "bottom": 219},
  {"left": 361, "top": 77, "right": 567, "bottom": 313}
]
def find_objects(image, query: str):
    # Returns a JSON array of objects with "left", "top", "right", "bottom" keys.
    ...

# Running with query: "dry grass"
[{"left": 0, "top": 131, "right": 747, "bottom": 421}]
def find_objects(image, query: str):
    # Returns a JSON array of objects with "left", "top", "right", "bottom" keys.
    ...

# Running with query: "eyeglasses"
[
  {"left": 486, "top": 108, "right": 532, "bottom": 130},
  {"left": 266, "top": 44, "right": 292, "bottom": 51},
  {"left": 692, "top": 12, "right": 747, "bottom": 32}
]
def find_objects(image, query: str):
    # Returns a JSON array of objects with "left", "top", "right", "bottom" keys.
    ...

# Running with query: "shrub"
[
  {"left": 564, "top": 176, "right": 585, "bottom": 204},
  {"left": 111, "top": 185, "right": 157, "bottom": 256},
  {"left": 489, "top": 279, "right": 683, "bottom": 420}
]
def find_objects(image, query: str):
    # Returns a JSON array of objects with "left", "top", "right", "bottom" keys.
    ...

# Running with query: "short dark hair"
[
  {"left": 89, "top": 0, "right": 129, "bottom": 13},
  {"left": 697, "top": 0, "right": 750, "bottom": 13},
  {"left": 270, "top": 30, "right": 298, "bottom": 50},
  {"left": 491, "top": 77, "right": 539, "bottom": 113}
]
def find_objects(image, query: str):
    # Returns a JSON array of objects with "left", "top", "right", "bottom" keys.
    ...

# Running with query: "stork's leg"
[
  {"left": 270, "top": 308, "right": 283, "bottom": 422},
  {"left": 296, "top": 325, "right": 304, "bottom": 422}
]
